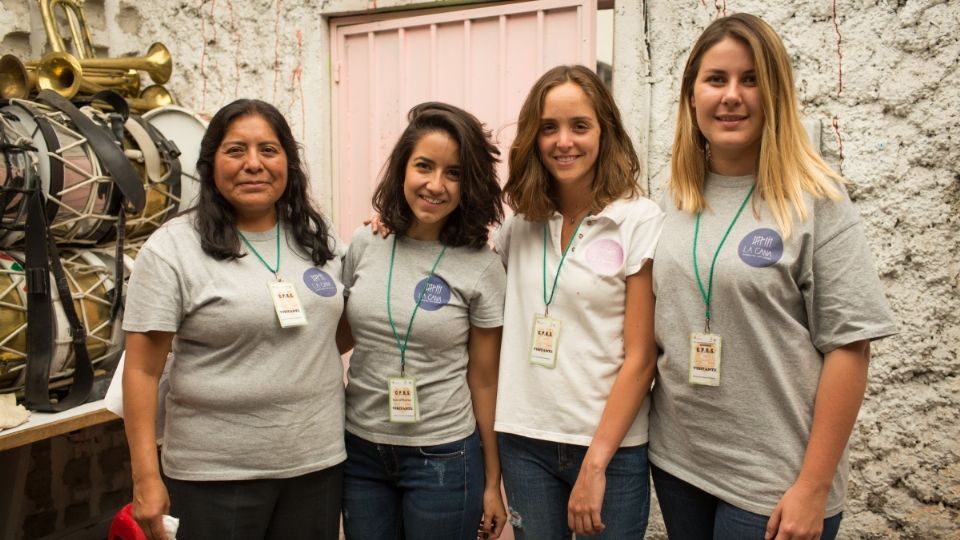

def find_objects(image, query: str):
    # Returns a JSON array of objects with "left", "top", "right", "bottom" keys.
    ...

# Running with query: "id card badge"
[
  {"left": 388, "top": 377, "right": 420, "bottom": 423},
  {"left": 689, "top": 332, "right": 722, "bottom": 386},
  {"left": 529, "top": 314, "right": 562, "bottom": 368},
  {"left": 269, "top": 281, "right": 308, "bottom": 328}
]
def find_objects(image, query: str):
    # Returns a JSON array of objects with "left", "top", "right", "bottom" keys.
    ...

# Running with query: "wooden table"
[
  {"left": 0, "top": 400, "right": 119, "bottom": 452},
  {"left": 0, "top": 400, "right": 120, "bottom": 538}
]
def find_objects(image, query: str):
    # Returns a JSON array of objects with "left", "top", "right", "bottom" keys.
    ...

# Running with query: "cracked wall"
[{"left": 2, "top": 0, "right": 957, "bottom": 537}]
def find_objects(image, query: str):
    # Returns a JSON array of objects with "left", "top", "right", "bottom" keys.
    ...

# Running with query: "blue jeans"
[
  {"left": 651, "top": 465, "right": 843, "bottom": 540},
  {"left": 342, "top": 430, "right": 483, "bottom": 540},
  {"left": 498, "top": 433, "right": 650, "bottom": 539},
  {"left": 164, "top": 464, "right": 343, "bottom": 540}
]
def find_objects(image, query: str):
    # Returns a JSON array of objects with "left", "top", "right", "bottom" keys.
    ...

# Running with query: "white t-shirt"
[{"left": 494, "top": 197, "right": 664, "bottom": 446}]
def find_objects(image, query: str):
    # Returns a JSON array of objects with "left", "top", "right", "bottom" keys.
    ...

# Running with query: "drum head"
[
  {"left": 0, "top": 110, "right": 40, "bottom": 246},
  {"left": 0, "top": 252, "right": 27, "bottom": 389},
  {"left": 142, "top": 106, "right": 207, "bottom": 213}
]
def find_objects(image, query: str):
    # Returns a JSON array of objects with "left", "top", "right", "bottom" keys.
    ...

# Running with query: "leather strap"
[
  {"left": 36, "top": 90, "right": 145, "bottom": 212},
  {"left": 131, "top": 115, "right": 182, "bottom": 198},
  {"left": 24, "top": 189, "right": 94, "bottom": 412}
]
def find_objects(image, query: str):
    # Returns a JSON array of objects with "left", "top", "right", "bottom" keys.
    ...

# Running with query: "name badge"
[
  {"left": 269, "top": 281, "right": 308, "bottom": 328},
  {"left": 689, "top": 332, "right": 721, "bottom": 386},
  {"left": 529, "top": 314, "right": 562, "bottom": 368},
  {"left": 388, "top": 376, "right": 420, "bottom": 423}
]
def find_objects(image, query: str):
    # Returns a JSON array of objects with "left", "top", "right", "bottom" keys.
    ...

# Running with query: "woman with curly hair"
[
  {"left": 341, "top": 102, "right": 507, "bottom": 540},
  {"left": 122, "top": 99, "right": 350, "bottom": 540}
]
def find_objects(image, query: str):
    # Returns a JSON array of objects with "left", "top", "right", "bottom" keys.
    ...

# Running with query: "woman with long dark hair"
[{"left": 123, "top": 99, "right": 350, "bottom": 540}]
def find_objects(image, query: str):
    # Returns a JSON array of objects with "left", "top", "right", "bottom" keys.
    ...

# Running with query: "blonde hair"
[
  {"left": 504, "top": 65, "right": 641, "bottom": 220},
  {"left": 670, "top": 13, "right": 844, "bottom": 238}
]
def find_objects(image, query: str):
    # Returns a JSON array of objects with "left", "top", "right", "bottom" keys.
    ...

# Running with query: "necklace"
[{"left": 560, "top": 205, "right": 589, "bottom": 225}]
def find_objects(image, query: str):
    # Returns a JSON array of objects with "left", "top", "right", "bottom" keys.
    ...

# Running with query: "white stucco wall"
[{"left": 3, "top": 0, "right": 957, "bottom": 537}]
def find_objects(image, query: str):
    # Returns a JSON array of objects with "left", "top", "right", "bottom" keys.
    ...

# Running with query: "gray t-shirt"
[
  {"left": 123, "top": 215, "right": 347, "bottom": 481},
  {"left": 342, "top": 227, "right": 505, "bottom": 446},
  {"left": 650, "top": 173, "right": 898, "bottom": 516}
]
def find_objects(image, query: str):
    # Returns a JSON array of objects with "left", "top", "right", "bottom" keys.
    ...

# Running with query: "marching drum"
[
  {"left": 0, "top": 249, "right": 123, "bottom": 393},
  {"left": 1, "top": 99, "right": 119, "bottom": 245},
  {"left": 117, "top": 114, "right": 179, "bottom": 239},
  {"left": 142, "top": 105, "right": 207, "bottom": 213},
  {"left": 0, "top": 105, "right": 42, "bottom": 246},
  {"left": 0, "top": 253, "right": 27, "bottom": 388}
]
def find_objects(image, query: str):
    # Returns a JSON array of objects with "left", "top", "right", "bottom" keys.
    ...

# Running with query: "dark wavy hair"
[
  {"left": 503, "top": 65, "right": 641, "bottom": 221},
  {"left": 194, "top": 99, "right": 335, "bottom": 265},
  {"left": 373, "top": 102, "right": 502, "bottom": 249}
]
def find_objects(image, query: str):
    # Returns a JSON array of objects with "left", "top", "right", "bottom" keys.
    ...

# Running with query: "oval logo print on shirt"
[
  {"left": 302, "top": 268, "right": 338, "bottom": 297},
  {"left": 414, "top": 275, "right": 451, "bottom": 311},
  {"left": 737, "top": 228, "right": 784, "bottom": 267},
  {"left": 585, "top": 239, "right": 625, "bottom": 275}
]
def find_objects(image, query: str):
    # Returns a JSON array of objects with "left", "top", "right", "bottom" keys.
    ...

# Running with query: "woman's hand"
[
  {"left": 568, "top": 463, "right": 607, "bottom": 536},
  {"left": 764, "top": 478, "right": 829, "bottom": 540},
  {"left": 132, "top": 474, "right": 170, "bottom": 540},
  {"left": 478, "top": 484, "right": 507, "bottom": 539},
  {"left": 363, "top": 213, "right": 391, "bottom": 238}
]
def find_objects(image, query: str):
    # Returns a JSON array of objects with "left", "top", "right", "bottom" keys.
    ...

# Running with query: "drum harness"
[{"left": 20, "top": 90, "right": 154, "bottom": 412}]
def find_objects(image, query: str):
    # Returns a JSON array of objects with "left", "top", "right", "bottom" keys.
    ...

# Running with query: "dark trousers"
[
  {"left": 165, "top": 463, "right": 343, "bottom": 540},
  {"left": 652, "top": 465, "right": 842, "bottom": 540}
]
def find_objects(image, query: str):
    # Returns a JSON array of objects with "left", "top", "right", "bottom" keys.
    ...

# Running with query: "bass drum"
[
  {"left": 0, "top": 252, "right": 28, "bottom": 389},
  {"left": 121, "top": 116, "right": 180, "bottom": 239},
  {"left": 0, "top": 107, "right": 41, "bottom": 247},
  {"left": 1, "top": 100, "right": 119, "bottom": 245},
  {"left": 142, "top": 106, "right": 207, "bottom": 213},
  {"left": 54, "top": 250, "right": 124, "bottom": 376},
  {"left": 0, "top": 249, "right": 123, "bottom": 393}
]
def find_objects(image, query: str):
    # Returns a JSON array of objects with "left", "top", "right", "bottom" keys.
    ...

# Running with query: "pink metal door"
[{"left": 330, "top": 0, "right": 597, "bottom": 240}]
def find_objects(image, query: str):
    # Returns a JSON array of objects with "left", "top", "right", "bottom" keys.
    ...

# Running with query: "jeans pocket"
[{"left": 418, "top": 439, "right": 466, "bottom": 459}]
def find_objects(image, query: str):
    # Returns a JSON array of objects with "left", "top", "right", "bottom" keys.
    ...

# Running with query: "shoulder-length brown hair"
[
  {"left": 503, "top": 65, "right": 641, "bottom": 221},
  {"left": 669, "top": 13, "right": 843, "bottom": 239},
  {"left": 372, "top": 102, "right": 502, "bottom": 249}
]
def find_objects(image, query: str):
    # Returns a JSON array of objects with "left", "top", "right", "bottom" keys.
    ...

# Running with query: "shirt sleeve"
[
  {"left": 493, "top": 216, "right": 513, "bottom": 267},
  {"left": 624, "top": 201, "right": 666, "bottom": 276},
  {"left": 804, "top": 196, "right": 899, "bottom": 353},
  {"left": 342, "top": 226, "right": 368, "bottom": 296},
  {"left": 468, "top": 253, "right": 507, "bottom": 328},
  {"left": 122, "top": 240, "right": 184, "bottom": 333}
]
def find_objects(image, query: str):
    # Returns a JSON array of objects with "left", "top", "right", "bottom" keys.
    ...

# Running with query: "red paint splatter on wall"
[
  {"left": 833, "top": 0, "right": 843, "bottom": 97},
  {"left": 273, "top": 0, "right": 282, "bottom": 102},
  {"left": 291, "top": 30, "right": 305, "bottom": 140},
  {"left": 227, "top": 0, "right": 240, "bottom": 99},
  {"left": 714, "top": 0, "right": 727, "bottom": 17},
  {"left": 198, "top": 0, "right": 209, "bottom": 111}
]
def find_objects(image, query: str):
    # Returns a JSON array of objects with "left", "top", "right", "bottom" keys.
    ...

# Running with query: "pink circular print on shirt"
[{"left": 585, "top": 239, "right": 624, "bottom": 275}]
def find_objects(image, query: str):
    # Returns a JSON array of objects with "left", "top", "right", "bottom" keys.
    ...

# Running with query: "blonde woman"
[{"left": 650, "top": 14, "right": 897, "bottom": 540}]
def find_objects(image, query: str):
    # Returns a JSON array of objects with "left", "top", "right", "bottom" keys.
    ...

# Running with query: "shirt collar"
[{"left": 551, "top": 197, "right": 633, "bottom": 226}]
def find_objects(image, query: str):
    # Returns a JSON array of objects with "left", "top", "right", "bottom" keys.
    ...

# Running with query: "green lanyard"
[
  {"left": 239, "top": 220, "right": 281, "bottom": 279},
  {"left": 542, "top": 215, "right": 587, "bottom": 316},
  {"left": 386, "top": 235, "right": 447, "bottom": 376},
  {"left": 692, "top": 185, "right": 755, "bottom": 332}
]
